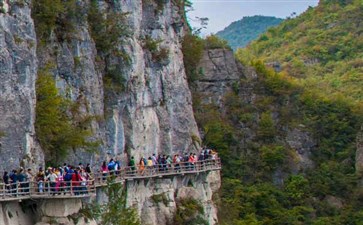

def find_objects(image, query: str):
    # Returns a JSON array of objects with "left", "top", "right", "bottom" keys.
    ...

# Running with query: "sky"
[{"left": 187, "top": 0, "right": 319, "bottom": 35}]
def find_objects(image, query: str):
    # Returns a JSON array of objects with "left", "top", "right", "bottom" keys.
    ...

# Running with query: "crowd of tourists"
[
  {"left": 1, "top": 163, "right": 93, "bottom": 196},
  {"left": 125, "top": 148, "right": 218, "bottom": 176},
  {"left": 0, "top": 148, "right": 218, "bottom": 197}
]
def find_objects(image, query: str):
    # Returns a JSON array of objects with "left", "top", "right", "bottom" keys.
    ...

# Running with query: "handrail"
[
  {"left": 0, "top": 180, "right": 96, "bottom": 201},
  {"left": 0, "top": 159, "right": 221, "bottom": 201},
  {"left": 92, "top": 159, "right": 221, "bottom": 186}
]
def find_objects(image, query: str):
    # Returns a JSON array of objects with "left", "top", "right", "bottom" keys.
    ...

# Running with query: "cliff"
[
  {"left": 0, "top": 0, "right": 220, "bottom": 224},
  {"left": 194, "top": 46, "right": 362, "bottom": 223},
  {"left": 0, "top": 0, "right": 43, "bottom": 172},
  {"left": 0, "top": 0, "right": 198, "bottom": 174}
]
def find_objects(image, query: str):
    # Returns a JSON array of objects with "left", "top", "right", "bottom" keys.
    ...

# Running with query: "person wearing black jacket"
[
  {"left": 9, "top": 170, "right": 18, "bottom": 195},
  {"left": 3, "top": 171, "right": 9, "bottom": 194}
]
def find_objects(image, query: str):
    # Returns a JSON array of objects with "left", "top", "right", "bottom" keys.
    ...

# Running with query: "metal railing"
[
  {"left": 0, "top": 180, "right": 96, "bottom": 201},
  {"left": 0, "top": 159, "right": 221, "bottom": 201},
  {"left": 93, "top": 159, "right": 221, "bottom": 186}
]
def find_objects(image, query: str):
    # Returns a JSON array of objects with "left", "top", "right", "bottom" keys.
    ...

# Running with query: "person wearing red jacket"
[{"left": 71, "top": 169, "right": 82, "bottom": 195}]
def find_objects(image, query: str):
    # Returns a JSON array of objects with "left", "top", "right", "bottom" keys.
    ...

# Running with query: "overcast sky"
[{"left": 187, "top": 0, "right": 319, "bottom": 35}]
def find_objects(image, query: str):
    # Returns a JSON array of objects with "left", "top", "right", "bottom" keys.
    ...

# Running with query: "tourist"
[
  {"left": 85, "top": 163, "right": 92, "bottom": 174},
  {"left": 3, "top": 171, "right": 10, "bottom": 194},
  {"left": 46, "top": 168, "right": 58, "bottom": 195},
  {"left": 72, "top": 169, "right": 82, "bottom": 195},
  {"left": 107, "top": 159, "right": 116, "bottom": 175},
  {"left": 114, "top": 159, "right": 121, "bottom": 175},
  {"left": 24, "top": 168, "right": 33, "bottom": 193},
  {"left": 173, "top": 154, "right": 181, "bottom": 172},
  {"left": 151, "top": 154, "right": 158, "bottom": 167},
  {"left": 79, "top": 169, "right": 88, "bottom": 195},
  {"left": 64, "top": 166, "right": 74, "bottom": 194},
  {"left": 10, "top": 170, "right": 18, "bottom": 195},
  {"left": 36, "top": 167, "right": 45, "bottom": 193},
  {"left": 101, "top": 161, "right": 108, "bottom": 181},
  {"left": 139, "top": 157, "right": 145, "bottom": 175},
  {"left": 147, "top": 157, "right": 153, "bottom": 175},
  {"left": 128, "top": 157, "right": 136, "bottom": 175}
]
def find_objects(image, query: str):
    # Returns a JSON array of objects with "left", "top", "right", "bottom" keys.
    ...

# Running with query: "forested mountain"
[
  {"left": 216, "top": 16, "right": 283, "bottom": 51},
  {"left": 183, "top": 0, "right": 363, "bottom": 224},
  {"left": 237, "top": 0, "right": 363, "bottom": 102}
]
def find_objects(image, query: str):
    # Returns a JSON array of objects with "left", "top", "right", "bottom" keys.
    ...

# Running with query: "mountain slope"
[
  {"left": 184, "top": 1, "right": 363, "bottom": 224},
  {"left": 237, "top": 0, "right": 363, "bottom": 102},
  {"left": 216, "top": 16, "right": 283, "bottom": 51}
]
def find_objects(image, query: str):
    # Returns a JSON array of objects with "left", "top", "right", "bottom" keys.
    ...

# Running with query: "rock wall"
[
  {"left": 0, "top": 199, "right": 96, "bottom": 225},
  {"left": 33, "top": 0, "right": 199, "bottom": 165},
  {"left": 0, "top": 0, "right": 220, "bottom": 224},
  {"left": 196, "top": 49, "right": 243, "bottom": 108},
  {"left": 0, "top": 0, "right": 199, "bottom": 168},
  {"left": 0, "top": 0, "right": 43, "bottom": 172},
  {"left": 0, "top": 201, "right": 35, "bottom": 225},
  {"left": 126, "top": 171, "right": 221, "bottom": 225}
]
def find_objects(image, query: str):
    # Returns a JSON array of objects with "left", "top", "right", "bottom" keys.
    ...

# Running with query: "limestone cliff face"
[
  {"left": 196, "top": 49, "right": 243, "bottom": 108},
  {"left": 126, "top": 171, "right": 221, "bottom": 225},
  {"left": 0, "top": 0, "right": 198, "bottom": 170},
  {"left": 34, "top": 0, "right": 198, "bottom": 165},
  {"left": 0, "top": 0, "right": 43, "bottom": 172},
  {"left": 0, "top": 0, "right": 220, "bottom": 224}
]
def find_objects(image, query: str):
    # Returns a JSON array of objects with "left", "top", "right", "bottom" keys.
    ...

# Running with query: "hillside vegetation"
[
  {"left": 216, "top": 16, "right": 283, "bottom": 51},
  {"left": 237, "top": 0, "right": 363, "bottom": 102},
  {"left": 211, "top": 61, "right": 363, "bottom": 224},
  {"left": 184, "top": 0, "right": 363, "bottom": 224}
]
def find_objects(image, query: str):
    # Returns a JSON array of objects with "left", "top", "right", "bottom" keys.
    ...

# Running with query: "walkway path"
[{"left": 0, "top": 159, "right": 221, "bottom": 202}]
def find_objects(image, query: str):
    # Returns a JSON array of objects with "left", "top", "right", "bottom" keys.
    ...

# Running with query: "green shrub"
[
  {"left": 151, "top": 193, "right": 168, "bottom": 206},
  {"left": 32, "top": 0, "right": 79, "bottom": 42},
  {"left": 182, "top": 34, "right": 204, "bottom": 84},
  {"left": 260, "top": 145, "right": 286, "bottom": 171},
  {"left": 155, "top": 0, "right": 166, "bottom": 13},
  {"left": 174, "top": 198, "right": 208, "bottom": 225},
  {"left": 142, "top": 36, "right": 169, "bottom": 62},
  {"left": 31, "top": 0, "right": 64, "bottom": 40},
  {"left": 257, "top": 112, "right": 276, "bottom": 141},
  {"left": 152, "top": 47, "right": 169, "bottom": 62},
  {"left": 285, "top": 175, "right": 309, "bottom": 204},
  {"left": 35, "top": 65, "right": 99, "bottom": 164},
  {"left": 82, "top": 181, "right": 140, "bottom": 225},
  {"left": 88, "top": 0, "right": 130, "bottom": 55},
  {"left": 204, "top": 35, "right": 231, "bottom": 50}
]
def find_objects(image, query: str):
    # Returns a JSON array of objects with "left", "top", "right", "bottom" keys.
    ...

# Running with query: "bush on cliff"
[
  {"left": 81, "top": 181, "right": 140, "bottom": 225},
  {"left": 35, "top": 65, "right": 99, "bottom": 163}
]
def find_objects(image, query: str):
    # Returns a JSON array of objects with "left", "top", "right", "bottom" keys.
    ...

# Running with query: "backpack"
[
  {"left": 108, "top": 161, "right": 115, "bottom": 170},
  {"left": 64, "top": 170, "right": 74, "bottom": 181}
]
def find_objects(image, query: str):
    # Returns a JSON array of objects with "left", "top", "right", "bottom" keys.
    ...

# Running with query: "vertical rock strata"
[
  {"left": 196, "top": 49, "right": 243, "bottom": 108},
  {"left": 33, "top": 0, "right": 199, "bottom": 164},
  {"left": 0, "top": 0, "right": 220, "bottom": 224},
  {"left": 126, "top": 171, "right": 221, "bottom": 225},
  {"left": 0, "top": 1, "right": 43, "bottom": 172}
]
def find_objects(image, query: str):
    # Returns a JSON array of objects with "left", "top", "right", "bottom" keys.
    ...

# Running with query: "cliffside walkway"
[{"left": 0, "top": 159, "right": 221, "bottom": 202}]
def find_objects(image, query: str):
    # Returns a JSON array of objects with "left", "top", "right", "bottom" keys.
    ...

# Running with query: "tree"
[{"left": 84, "top": 180, "right": 140, "bottom": 225}]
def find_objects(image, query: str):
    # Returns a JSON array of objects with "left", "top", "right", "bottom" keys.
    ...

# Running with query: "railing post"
[
  {"left": 29, "top": 181, "right": 32, "bottom": 198},
  {"left": 2, "top": 183, "right": 5, "bottom": 199},
  {"left": 70, "top": 181, "right": 73, "bottom": 195}
]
